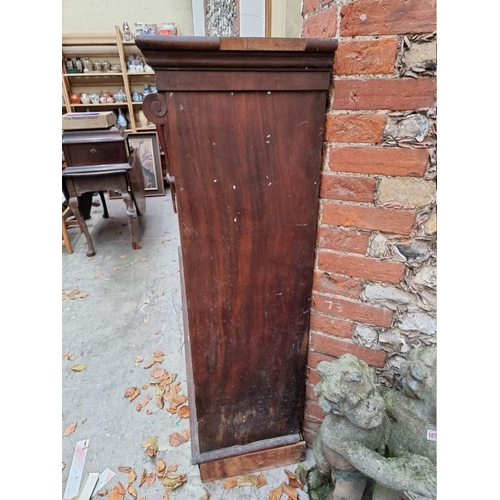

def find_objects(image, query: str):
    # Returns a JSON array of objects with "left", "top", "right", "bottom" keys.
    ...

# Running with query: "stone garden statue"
[{"left": 311, "top": 347, "right": 437, "bottom": 500}]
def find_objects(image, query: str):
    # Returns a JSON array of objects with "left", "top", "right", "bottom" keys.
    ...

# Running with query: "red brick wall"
[{"left": 301, "top": 0, "right": 437, "bottom": 446}]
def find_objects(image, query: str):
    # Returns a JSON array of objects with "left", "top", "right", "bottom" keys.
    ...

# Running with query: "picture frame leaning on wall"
[{"left": 108, "top": 132, "right": 165, "bottom": 199}]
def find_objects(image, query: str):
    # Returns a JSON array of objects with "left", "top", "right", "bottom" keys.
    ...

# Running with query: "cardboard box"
[{"left": 62, "top": 111, "right": 116, "bottom": 130}]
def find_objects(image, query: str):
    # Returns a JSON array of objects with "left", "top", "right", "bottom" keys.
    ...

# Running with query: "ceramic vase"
[{"left": 117, "top": 108, "right": 128, "bottom": 128}]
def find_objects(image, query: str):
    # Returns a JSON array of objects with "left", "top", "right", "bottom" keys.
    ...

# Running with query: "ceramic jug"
[
  {"left": 90, "top": 92, "right": 100, "bottom": 104},
  {"left": 80, "top": 93, "right": 91, "bottom": 104}
]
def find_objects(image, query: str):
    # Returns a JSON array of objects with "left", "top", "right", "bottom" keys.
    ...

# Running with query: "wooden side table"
[{"left": 62, "top": 149, "right": 145, "bottom": 256}]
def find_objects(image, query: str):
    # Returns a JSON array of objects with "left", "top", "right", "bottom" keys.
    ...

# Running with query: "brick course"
[
  {"left": 340, "top": 0, "right": 437, "bottom": 36},
  {"left": 333, "top": 78, "right": 436, "bottom": 111},
  {"left": 324, "top": 113, "right": 386, "bottom": 143},
  {"left": 317, "top": 250, "right": 406, "bottom": 284},
  {"left": 328, "top": 147, "right": 429, "bottom": 177},
  {"left": 316, "top": 226, "right": 369, "bottom": 254},
  {"left": 310, "top": 332, "right": 387, "bottom": 367},
  {"left": 302, "top": 7, "right": 337, "bottom": 37},
  {"left": 321, "top": 202, "right": 416, "bottom": 235},
  {"left": 334, "top": 39, "right": 398, "bottom": 75},
  {"left": 312, "top": 293, "right": 393, "bottom": 327},
  {"left": 313, "top": 271, "right": 361, "bottom": 299},
  {"left": 319, "top": 173, "right": 376, "bottom": 202}
]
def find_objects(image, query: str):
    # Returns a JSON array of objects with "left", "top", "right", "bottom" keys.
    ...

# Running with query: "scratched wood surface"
[{"left": 169, "top": 89, "right": 326, "bottom": 454}]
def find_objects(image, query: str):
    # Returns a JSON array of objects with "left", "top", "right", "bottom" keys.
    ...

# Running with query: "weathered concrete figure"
[{"left": 311, "top": 348, "right": 437, "bottom": 500}]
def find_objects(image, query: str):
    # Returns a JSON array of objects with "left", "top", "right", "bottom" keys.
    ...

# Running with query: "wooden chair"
[{"left": 62, "top": 205, "right": 79, "bottom": 254}]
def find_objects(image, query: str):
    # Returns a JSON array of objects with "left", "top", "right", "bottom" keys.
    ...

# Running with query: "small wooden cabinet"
[
  {"left": 62, "top": 26, "right": 158, "bottom": 133},
  {"left": 138, "top": 36, "right": 337, "bottom": 480}
]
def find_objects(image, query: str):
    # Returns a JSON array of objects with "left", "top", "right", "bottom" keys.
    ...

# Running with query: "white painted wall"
[
  {"left": 240, "top": 0, "right": 265, "bottom": 37},
  {"left": 62, "top": 0, "right": 194, "bottom": 35}
]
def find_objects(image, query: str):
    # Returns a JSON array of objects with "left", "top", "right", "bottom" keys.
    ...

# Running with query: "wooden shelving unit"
[{"left": 62, "top": 26, "right": 157, "bottom": 133}]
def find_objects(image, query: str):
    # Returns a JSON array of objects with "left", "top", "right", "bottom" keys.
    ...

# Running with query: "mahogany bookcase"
[{"left": 137, "top": 35, "right": 337, "bottom": 481}]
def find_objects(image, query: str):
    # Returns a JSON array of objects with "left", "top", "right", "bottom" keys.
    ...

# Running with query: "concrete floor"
[{"left": 62, "top": 190, "right": 314, "bottom": 500}]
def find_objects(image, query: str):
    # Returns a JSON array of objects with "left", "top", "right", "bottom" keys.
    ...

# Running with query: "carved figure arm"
[{"left": 337, "top": 440, "right": 437, "bottom": 499}]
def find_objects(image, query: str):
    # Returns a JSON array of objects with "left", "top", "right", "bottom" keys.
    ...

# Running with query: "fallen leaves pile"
[
  {"left": 224, "top": 469, "right": 303, "bottom": 500},
  {"left": 123, "top": 350, "right": 191, "bottom": 444},
  {"left": 107, "top": 460, "right": 188, "bottom": 499},
  {"left": 62, "top": 289, "right": 89, "bottom": 300}
]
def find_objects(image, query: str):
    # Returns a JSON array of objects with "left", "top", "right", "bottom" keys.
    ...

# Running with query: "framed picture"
[{"left": 109, "top": 132, "right": 165, "bottom": 198}]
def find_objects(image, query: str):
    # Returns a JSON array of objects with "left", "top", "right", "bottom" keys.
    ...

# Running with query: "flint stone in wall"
[
  {"left": 353, "top": 324, "right": 378, "bottom": 347},
  {"left": 368, "top": 233, "right": 406, "bottom": 261},
  {"left": 423, "top": 211, "right": 437, "bottom": 235},
  {"left": 364, "top": 283, "right": 414, "bottom": 304},
  {"left": 420, "top": 290, "right": 437, "bottom": 310},
  {"left": 411, "top": 264, "right": 437, "bottom": 289},
  {"left": 384, "top": 113, "right": 430, "bottom": 142},
  {"left": 396, "top": 241, "right": 431, "bottom": 262},
  {"left": 379, "top": 329, "right": 407, "bottom": 351},
  {"left": 405, "top": 40, "right": 437, "bottom": 68},
  {"left": 379, "top": 177, "right": 436, "bottom": 208},
  {"left": 397, "top": 311, "right": 436, "bottom": 335}
]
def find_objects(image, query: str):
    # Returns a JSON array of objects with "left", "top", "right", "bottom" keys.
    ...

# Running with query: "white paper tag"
[{"left": 426, "top": 429, "right": 437, "bottom": 441}]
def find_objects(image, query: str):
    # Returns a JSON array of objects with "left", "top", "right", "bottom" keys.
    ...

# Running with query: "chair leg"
[
  {"left": 99, "top": 191, "right": 109, "bottom": 218},
  {"left": 62, "top": 213, "right": 73, "bottom": 254}
]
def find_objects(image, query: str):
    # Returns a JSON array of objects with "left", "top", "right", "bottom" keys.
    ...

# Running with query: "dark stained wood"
[
  {"left": 138, "top": 36, "right": 336, "bottom": 465},
  {"left": 199, "top": 441, "right": 306, "bottom": 482}
]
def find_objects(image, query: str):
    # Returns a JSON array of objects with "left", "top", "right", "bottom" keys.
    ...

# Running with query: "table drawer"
[{"left": 63, "top": 141, "right": 129, "bottom": 167}]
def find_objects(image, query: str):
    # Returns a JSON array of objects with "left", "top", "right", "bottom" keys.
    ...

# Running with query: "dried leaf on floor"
[
  {"left": 62, "top": 462, "right": 66, "bottom": 471},
  {"left": 96, "top": 488, "right": 107, "bottom": 496},
  {"left": 134, "top": 356, "right": 144, "bottom": 367},
  {"left": 146, "top": 409, "right": 153, "bottom": 415},
  {"left": 112, "top": 266, "right": 121, "bottom": 271},
  {"left": 183, "top": 428, "right": 190, "bottom": 440},
  {"left": 153, "top": 350, "right": 165, "bottom": 363},
  {"left": 127, "top": 484, "right": 137, "bottom": 499},
  {"left": 142, "top": 383, "right": 151, "bottom": 390},
  {"left": 70, "top": 364, "right": 85, "bottom": 372},
  {"left": 237, "top": 475, "right": 260, "bottom": 487},
  {"left": 82, "top": 418, "right": 87, "bottom": 424},
  {"left": 139, "top": 469, "right": 147, "bottom": 487},
  {"left": 145, "top": 471, "right": 156, "bottom": 487},
  {"left": 171, "top": 395, "right": 187, "bottom": 406},
  {"left": 167, "top": 463, "right": 178, "bottom": 472},
  {"left": 168, "top": 432, "right": 188, "bottom": 447},
  {"left": 161, "top": 473, "right": 187, "bottom": 492},
  {"left": 63, "top": 423, "right": 77, "bottom": 436},
  {"left": 285, "top": 470, "right": 303, "bottom": 490},
  {"left": 282, "top": 483, "right": 298, "bottom": 499},
  {"left": 136, "top": 399, "right": 149, "bottom": 411},
  {"left": 224, "top": 477, "right": 238, "bottom": 489},
  {"left": 269, "top": 483, "right": 284, "bottom": 500},
  {"left": 146, "top": 444, "right": 159, "bottom": 458},
  {"left": 151, "top": 368, "right": 166, "bottom": 379},
  {"left": 119, "top": 254, "right": 126, "bottom": 259},
  {"left": 124, "top": 388, "right": 136, "bottom": 398},
  {"left": 177, "top": 406, "right": 190, "bottom": 419},
  {"left": 130, "top": 389, "right": 141, "bottom": 402},
  {"left": 163, "top": 494, "right": 170, "bottom": 500},
  {"left": 68, "top": 355, "right": 76, "bottom": 361},
  {"left": 155, "top": 330, "right": 161, "bottom": 335},
  {"left": 62, "top": 351, "right": 69, "bottom": 357},
  {"left": 127, "top": 470, "right": 137, "bottom": 484},
  {"left": 108, "top": 481, "right": 126, "bottom": 500},
  {"left": 156, "top": 385, "right": 165, "bottom": 409},
  {"left": 156, "top": 459, "right": 166, "bottom": 475},
  {"left": 95, "top": 273, "right": 104, "bottom": 278},
  {"left": 142, "top": 436, "right": 159, "bottom": 448},
  {"left": 115, "top": 232, "right": 122, "bottom": 236},
  {"left": 256, "top": 473, "right": 267, "bottom": 489},
  {"left": 200, "top": 494, "right": 210, "bottom": 500},
  {"left": 144, "top": 359, "right": 156, "bottom": 369},
  {"left": 118, "top": 467, "right": 132, "bottom": 474}
]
